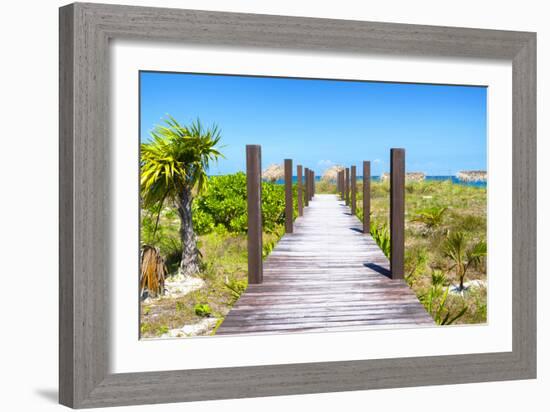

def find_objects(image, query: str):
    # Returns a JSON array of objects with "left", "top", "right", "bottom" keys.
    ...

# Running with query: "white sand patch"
[
  {"left": 160, "top": 318, "right": 219, "bottom": 338},
  {"left": 164, "top": 274, "right": 205, "bottom": 298},
  {"left": 142, "top": 274, "right": 205, "bottom": 304},
  {"left": 449, "top": 279, "right": 487, "bottom": 295}
]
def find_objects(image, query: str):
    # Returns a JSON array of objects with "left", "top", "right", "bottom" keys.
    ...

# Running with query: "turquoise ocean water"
[{"left": 274, "top": 176, "right": 486, "bottom": 188}]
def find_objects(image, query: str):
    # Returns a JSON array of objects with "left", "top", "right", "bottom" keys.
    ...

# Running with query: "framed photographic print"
[{"left": 59, "top": 2, "right": 536, "bottom": 408}]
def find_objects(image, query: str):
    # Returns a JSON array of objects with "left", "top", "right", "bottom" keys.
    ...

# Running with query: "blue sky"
[{"left": 140, "top": 72, "right": 487, "bottom": 176}]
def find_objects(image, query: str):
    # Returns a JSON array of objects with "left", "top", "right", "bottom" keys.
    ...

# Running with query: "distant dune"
[
  {"left": 262, "top": 164, "right": 284, "bottom": 182},
  {"left": 457, "top": 170, "right": 487, "bottom": 182},
  {"left": 381, "top": 172, "right": 426, "bottom": 182},
  {"left": 321, "top": 165, "right": 345, "bottom": 182}
]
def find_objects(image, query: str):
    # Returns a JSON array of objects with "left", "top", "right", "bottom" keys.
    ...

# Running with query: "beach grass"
[
  {"left": 140, "top": 177, "right": 486, "bottom": 337},
  {"left": 329, "top": 179, "right": 487, "bottom": 324},
  {"left": 140, "top": 225, "right": 283, "bottom": 338}
]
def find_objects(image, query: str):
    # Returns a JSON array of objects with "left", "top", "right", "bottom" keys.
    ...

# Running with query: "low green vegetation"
[
  {"left": 320, "top": 178, "right": 487, "bottom": 325},
  {"left": 194, "top": 303, "right": 212, "bottom": 317},
  {"left": 140, "top": 116, "right": 223, "bottom": 279},
  {"left": 141, "top": 173, "right": 486, "bottom": 337},
  {"left": 140, "top": 173, "right": 291, "bottom": 338}
]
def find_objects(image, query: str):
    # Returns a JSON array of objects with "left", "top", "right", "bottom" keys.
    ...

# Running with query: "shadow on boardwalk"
[{"left": 216, "top": 194, "right": 433, "bottom": 335}]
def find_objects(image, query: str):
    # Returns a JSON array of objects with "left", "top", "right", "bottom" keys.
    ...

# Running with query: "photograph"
[{"left": 138, "top": 72, "right": 488, "bottom": 339}]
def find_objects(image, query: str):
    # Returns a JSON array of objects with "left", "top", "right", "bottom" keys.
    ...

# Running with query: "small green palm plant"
[
  {"left": 224, "top": 277, "right": 248, "bottom": 304},
  {"left": 443, "top": 231, "right": 487, "bottom": 291},
  {"left": 405, "top": 247, "right": 428, "bottom": 286},
  {"left": 420, "top": 269, "right": 467, "bottom": 325},
  {"left": 370, "top": 220, "right": 391, "bottom": 258},
  {"left": 412, "top": 206, "right": 447, "bottom": 229},
  {"left": 194, "top": 303, "right": 212, "bottom": 317},
  {"left": 141, "top": 116, "right": 223, "bottom": 278}
]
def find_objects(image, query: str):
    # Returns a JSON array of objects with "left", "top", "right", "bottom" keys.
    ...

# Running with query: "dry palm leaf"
[{"left": 140, "top": 245, "right": 167, "bottom": 298}]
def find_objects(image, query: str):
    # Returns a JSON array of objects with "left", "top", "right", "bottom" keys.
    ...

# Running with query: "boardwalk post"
[
  {"left": 246, "top": 145, "right": 263, "bottom": 284},
  {"left": 297, "top": 165, "right": 303, "bottom": 216},
  {"left": 284, "top": 159, "right": 293, "bottom": 233},
  {"left": 340, "top": 170, "right": 345, "bottom": 200},
  {"left": 363, "top": 161, "right": 371, "bottom": 234},
  {"left": 310, "top": 170, "right": 313, "bottom": 200},
  {"left": 390, "top": 148, "right": 405, "bottom": 279},
  {"left": 351, "top": 165, "right": 357, "bottom": 215},
  {"left": 308, "top": 170, "right": 312, "bottom": 201},
  {"left": 307, "top": 170, "right": 311, "bottom": 201},
  {"left": 312, "top": 170, "right": 315, "bottom": 198},
  {"left": 345, "top": 167, "right": 350, "bottom": 205},
  {"left": 304, "top": 167, "right": 310, "bottom": 207},
  {"left": 337, "top": 170, "right": 341, "bottom": 199},
  {"left": 217, "top": 173, "right": 435, "bottom": 335}
]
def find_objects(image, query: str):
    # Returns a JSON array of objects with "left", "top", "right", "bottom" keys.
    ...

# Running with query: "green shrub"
[
  {"left": 261, "top": 181, "right": 286, "bottom": 232},
  {"left": 192, "top": 207, "right": 216, "bottom": 234},
  {"left": 370, "top": 220, "right": 391, "bottom": 258},
  {"left": 192, "top": 173, "right": 286, "bottom": 234},
  {"left": 193, "top": 173, "right": 248, "bottom": 233},
  {"left": 140, "top": 322, "right": 152, "bottom": 334},
  {"left": 194, "top": 303, "right": 212, "bottom": 317},
  {"left": 224, "top": 277, "right": 248, "bottom": 304}
]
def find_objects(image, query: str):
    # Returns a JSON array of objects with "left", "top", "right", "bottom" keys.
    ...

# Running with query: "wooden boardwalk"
[{"left": 217, "top": 194, "right": 434, "bottom": 335}]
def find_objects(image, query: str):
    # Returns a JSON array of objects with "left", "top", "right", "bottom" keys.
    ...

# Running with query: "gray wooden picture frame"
[{"left": 59, "top": 2, "right": 536, "bottom": 408}]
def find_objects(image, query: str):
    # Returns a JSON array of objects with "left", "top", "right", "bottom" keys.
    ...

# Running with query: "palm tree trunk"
[
  {"left": 459, "top": 266, "right": 465, "bottom": 290},
  {"left": 177, "top": 185, "right": 200, "bottom": 277}
]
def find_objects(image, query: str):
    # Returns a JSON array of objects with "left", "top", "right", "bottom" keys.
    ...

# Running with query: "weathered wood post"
[
  {"left": 390, "top": 148, "right": 405, "bottom": 279},
  {"left": 339, "top": 170, "right": 345, "bottom": 200},
  {"left": 284, "top": 159, "right": 293, "bottom": 233},
  {"left": 337, "top": 170, "right": 341, "bottom": 198},
  {"left": 307, "top": 170, "right": 312, "bottom": 201},
  {"left": 351, "top": 165, "right": 357, "bottom": 215},
  {"left": 306, "top": 169, "right": 311, "bottom": 200},
  {"left": 304, "top": 167, "right": 310, "bottom": 207},
  {"left": 311, "top": 170, "right": 315, "bottom": 197},
  {"left": 345, "top": 167, "right": 350, "bottom": 206},
  {"left": 246, "top": 145, "right": 263, "bottom": 284},
  {"left": 297, "top": 164, "right": 303, "bottom": 216},
  {"left": 363, "top": 161, "right": 371, "bottom": 234}
]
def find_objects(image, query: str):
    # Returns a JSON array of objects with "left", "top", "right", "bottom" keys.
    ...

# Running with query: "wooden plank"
[
  {"left": 217, "top": 194, "right": 433, "bottom": 335},
  {"left": 390, "top": 148, "right": 405, "bottom": 279},
  {"left": 246, "top": 145, "right": 263, "bottom": 284}
]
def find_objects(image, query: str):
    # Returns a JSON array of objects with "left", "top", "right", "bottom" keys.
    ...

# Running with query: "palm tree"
[
  {"left": 141, "top": 116, "right": 223, "bottom": 277},
  {"left": 412, "top": 206, "right": 447, "bottom": 229},
  {"left": 443, "top": 231, "right": 487, "bottom": 291}
]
